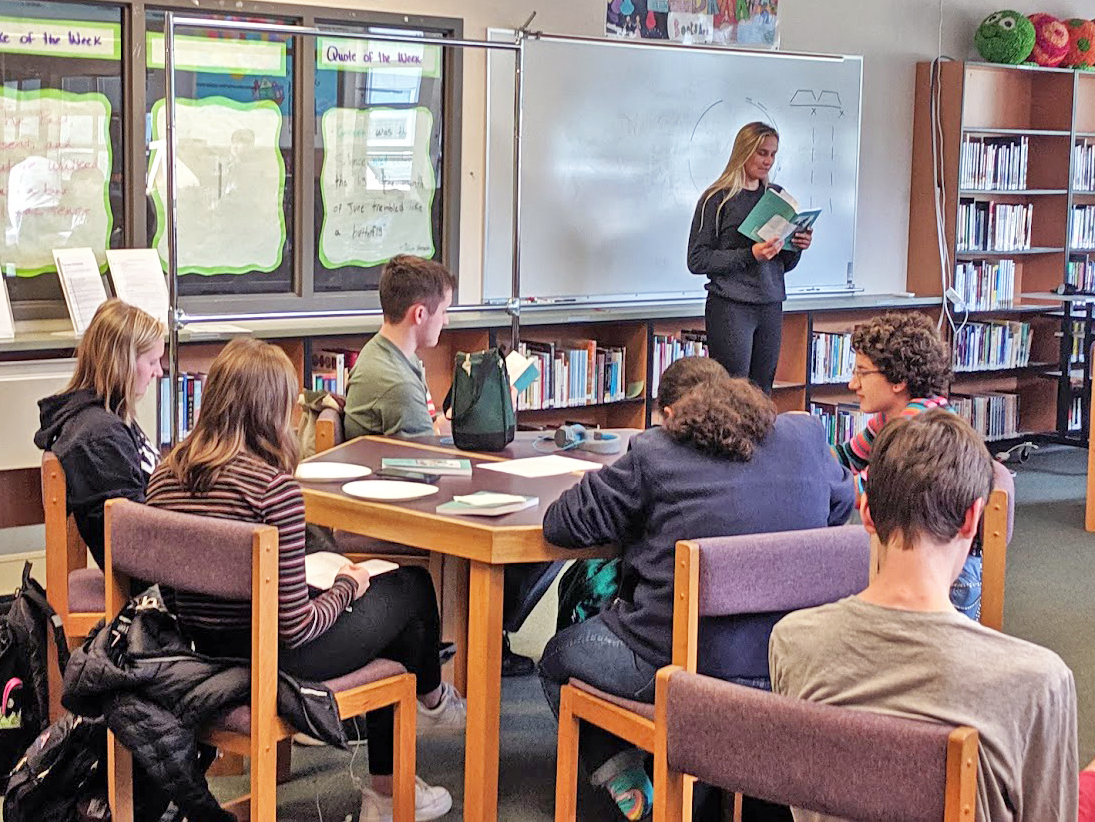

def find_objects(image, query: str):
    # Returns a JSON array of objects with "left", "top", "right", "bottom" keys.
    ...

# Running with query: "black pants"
[
  {"left": 705, "top": 295, "right": 783, "bottom": 394},
  {"left": 196, "top": 566, "right": 442, "bottom": 776}
]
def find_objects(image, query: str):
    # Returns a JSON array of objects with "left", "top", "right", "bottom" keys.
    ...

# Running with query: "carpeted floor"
[{"left": 210, "top": 444, "right": 1095, "bottom": 820}]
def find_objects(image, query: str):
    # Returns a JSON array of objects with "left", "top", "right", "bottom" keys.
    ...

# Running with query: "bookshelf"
[{"left": 907, "top": 60, "right": 1095, "bottom": 444}]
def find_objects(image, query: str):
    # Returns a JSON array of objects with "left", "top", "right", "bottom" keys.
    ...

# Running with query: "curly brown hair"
[
  {"left": 663, "top": 377, "right": 776, "bottom": 461},
  {"left": 657, "top": 356, "right": 729, "bottom": 410},
  {"left": 851, "top": 312, "right": 952, "bottom": 397}
]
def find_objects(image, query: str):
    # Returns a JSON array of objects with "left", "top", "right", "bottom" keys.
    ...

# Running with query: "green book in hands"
[{"left": 737, "top": 187, "right": 821, "bottom": 245}]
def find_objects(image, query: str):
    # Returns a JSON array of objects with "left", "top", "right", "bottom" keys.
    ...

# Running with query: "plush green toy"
[{"left": 975, "top": 10, "right": 1036, "bottom": 64}]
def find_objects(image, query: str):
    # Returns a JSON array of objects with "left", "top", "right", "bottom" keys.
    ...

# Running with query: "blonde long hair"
[
  {"left": 163, "top": 337, "right": 300, "bottom": 492},
  {"left": 63, "top": 298, "right": 166, "bottom": 424},
  {"left": 699, "top": 121, "right": 779, "bottom": 229}
]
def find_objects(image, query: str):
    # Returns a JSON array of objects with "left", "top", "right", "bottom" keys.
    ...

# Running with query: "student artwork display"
[
  {"left": 605, "top": 0, "right": 779, "bottom": 48},
  {"left": 318, "top": 106, "right": 436, "bottom": 269},
  {"left": 0, "top": 87, "right": 113, "bottom": 277},
  {"left": 149, "top": 96, "right": 286, "bottom": 275}
]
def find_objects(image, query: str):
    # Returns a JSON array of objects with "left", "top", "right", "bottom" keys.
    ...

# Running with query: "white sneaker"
[
  {"left": 292, "top": 732, "right": 325, "bottom": 746},
  {"left": 416, "top": 682, "right": 466, "bottom": 733},
  {"left": 358, "top": 776, "right": 452, "bottom": 821}
]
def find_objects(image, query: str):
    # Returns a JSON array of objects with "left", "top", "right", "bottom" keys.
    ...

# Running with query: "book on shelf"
[
  {"left": 435, "top": 491, "right": 539, "bottom": 516},
  {"left": 810, "top": 331, "right": 854, "bottom": 384},
  {"left": 952, "top": 320, "right": 1033, "bottom": 371},
  {"left": 158, "top": 372, "right": 206, "bottom": 445},
  {"left": 1074, "top": 138, "right": 1095, "bottom": 192},
  {"left": 1067, "top": 259, "right": 1095, "bottom": 294},
  {"left": 515, "top": 339, "right": 626, "bottom": 410},
  {"left": 950, "top": 392, "right": 1020, "bottom": 441},
  {"left": 957, "top": 200, "right": 1032, "bottom": 252},
  {"left": 311, "top": 348, "right": 357, "bottom": 395},
  {"left": 809, "top": 401, "right": 869, "bottom": 446},
  {"left": 651, "top": 330, "right": 708, "bottom": 397},
  {"left": 381, "top": 457, "right": 472, "bottom": 477},
  {"left": 304, "top": 552, "right": 397, "bottom": 590},
  {"left": 505, "top": 349, "right": 539, "bottom": 392},
  {"left": 953, "top": 259, "right": 1015, "bottom": 310},
  {"left": 1069, "top": 395, "right": 1083, "bottom": 432},
  {"left": 960, "top": 135, "right": 1028, "bottom": 191},
  {"left": 737, "top": 187, "right": 821, "bottom": 244},
  {"left": 1070, "top": 205, "right": 1095, "bottom": 250}
]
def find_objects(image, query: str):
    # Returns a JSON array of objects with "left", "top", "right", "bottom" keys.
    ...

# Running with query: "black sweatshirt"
[
  {"left": 543, "top": 417, "right": 854, "bottom": 668},
  {"left": 35, "top": 389, "right": 156, "bottom": 569},
  {"left": 686, "top": 183, "right": 802, "bottom": 304}
]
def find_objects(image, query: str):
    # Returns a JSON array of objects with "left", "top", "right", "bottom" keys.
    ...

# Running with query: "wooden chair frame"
[
  {"left": 102, "top": 499, "right": 418, "bottom": 822},
  {"left": 651, "top": 665, "right": 980, "bottom": 822},
  {"left": 42, "top": 452, "right": 102, "bottom": 720},
  {"left": 554, "top": 539, "right": 710, "bottom": 822}
]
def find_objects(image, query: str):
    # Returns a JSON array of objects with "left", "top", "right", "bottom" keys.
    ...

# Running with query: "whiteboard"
[{"left": 484, "top": 34, "right": 862, "bottom": 303}]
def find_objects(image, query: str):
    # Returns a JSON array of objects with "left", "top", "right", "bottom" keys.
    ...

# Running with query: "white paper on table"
[
  {"left": 452, "top": 492, "right": 528, "bottom": 507},
  {"left": 53, "top": 247, "right": 108, "bottom": 335},
  {"left": 477, "top": 455, "right": 604, "bottom": 478},
  {"left": 106, "top": 249, "right": 169, "bottom": 326},
  {"left": 0, "top": 275, "right": 14, "bottom": 340}
]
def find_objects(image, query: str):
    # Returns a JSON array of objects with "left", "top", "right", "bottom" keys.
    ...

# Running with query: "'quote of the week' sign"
[
  {"left": 316, "top": 37, "right": 441, "bottom": 77},
  {"left": 0, "top": 15, "right": 121, "bottom": 60}
]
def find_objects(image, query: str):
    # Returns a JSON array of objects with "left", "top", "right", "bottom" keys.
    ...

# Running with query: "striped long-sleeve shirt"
[
  {"left": 146, "top": 453, "right": 356, "bottom": 649},
  {"left": 832, "top": 396, "right": 952, "bottom": 492}
]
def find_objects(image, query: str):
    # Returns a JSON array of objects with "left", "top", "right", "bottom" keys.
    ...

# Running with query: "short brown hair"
[
  {"left": 664, "top": 376, "right": 776, "bottom": 461},
  {"left": 851, "top": 312, "right": 952, "bottom": 397},
  {"left": 379, "top": 255, "right": 457, "bottom": 322},
  {"left": 63, "top": 298, "right": 166, "bottom": 424},
  {"left": 657, "top": 356, "right": 729, "bottom": 410},
  {"left": 163, "top": 338, "right": 299, "bottom": 492},
  {"left": 866, "top": 409, "right": 993, "bottom": 548}
]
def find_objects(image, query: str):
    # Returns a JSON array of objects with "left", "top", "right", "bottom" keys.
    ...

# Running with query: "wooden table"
[{"left": 298, "top": 431, "right": 630, "bottom": 822}]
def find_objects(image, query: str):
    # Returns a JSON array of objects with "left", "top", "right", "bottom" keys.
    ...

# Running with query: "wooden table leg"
[
  {"left": 463, "top": 560, "right": 504, "bottom": 822},
  {"left": 445, "top": 557, "right": 470, "bottom": 694}
]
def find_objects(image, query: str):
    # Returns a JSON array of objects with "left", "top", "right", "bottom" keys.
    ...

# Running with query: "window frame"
[{"left": 9, "top": 0, "right": 462, "bottom": 320}]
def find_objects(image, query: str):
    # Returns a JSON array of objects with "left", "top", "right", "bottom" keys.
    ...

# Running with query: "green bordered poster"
[
  {"left": 146, "top": 32, "right": 287, "bottom": 76},
  {"left": 150, "top": 96, "right": 286, "bottom": 276},
  {"left": 316, "top": 37, "right": 441, "bottom": 78},
  {"left": 318, "top": 106, "right": 437, "bottom": 269},
  {"left": 0, "top": 15, "right": 121, "bottom": 60},
  {"left": 0, "top": 87, "right": 113, "bottom": 277}
]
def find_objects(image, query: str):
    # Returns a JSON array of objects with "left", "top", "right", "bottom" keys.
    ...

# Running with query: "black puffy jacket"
[{"left": 63, "top": 588, "right": 347, "bottom": 821}]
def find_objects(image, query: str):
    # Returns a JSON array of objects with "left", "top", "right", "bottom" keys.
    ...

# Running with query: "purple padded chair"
[
  {"left": 101, "top": 498, "right": 418, "bottom": 822},
  {"left": 652, "top": 666, "right": 978, "bottom": 822}
]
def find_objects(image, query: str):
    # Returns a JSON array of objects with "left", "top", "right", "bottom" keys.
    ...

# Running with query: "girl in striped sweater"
[
  {"left": 832, "top": 312, "right": 984, "bottom": 620},
  {"left": 147, "top": 337, "right": 461, "bottom": 822}
]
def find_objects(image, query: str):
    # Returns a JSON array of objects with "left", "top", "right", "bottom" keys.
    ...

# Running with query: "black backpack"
[{"left": 0, "top": 562, "right": 70, "bottom": 790}]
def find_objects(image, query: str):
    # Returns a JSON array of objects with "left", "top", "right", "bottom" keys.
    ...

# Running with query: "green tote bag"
[{"left": 442, "top": 347, "right": 516, "bottom": 452}]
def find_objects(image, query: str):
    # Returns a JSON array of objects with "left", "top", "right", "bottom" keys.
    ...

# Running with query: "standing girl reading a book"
[
  {"left": 146, "top": 337, "right": 463, "bottom": 822},
  {"left": 687, "top": 121, "right": 813, "bottom": 393},
  {"left": 35, "top": 299, "right": 165, "bottom": 569}
]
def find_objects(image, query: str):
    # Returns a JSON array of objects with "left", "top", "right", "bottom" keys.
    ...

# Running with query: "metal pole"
[
  {"left": 509, "top": 32, "right": 526, "bottom": 352},
  {"left": 164, "top": 11, "right": 181, "bottom": 446}
]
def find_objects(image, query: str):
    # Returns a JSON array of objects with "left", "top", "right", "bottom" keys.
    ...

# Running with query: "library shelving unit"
[{"left": 908, "top": 59, "right": 1095, "bottom": 446}]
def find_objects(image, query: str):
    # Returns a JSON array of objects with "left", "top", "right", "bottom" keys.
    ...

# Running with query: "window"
[
  {"left": 145, "top": 11, "right": 295, "bottom": 296},
  {"left": 0, "top": 0, "right": 123, "bottom": 309},
  {"left": 312, "top": 23, "right": 446, "bottom": 293}
]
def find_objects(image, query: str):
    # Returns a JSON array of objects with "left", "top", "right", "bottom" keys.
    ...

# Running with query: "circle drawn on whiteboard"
[{"left": 687, "top": 97, "right": 778, "bottom": 194}]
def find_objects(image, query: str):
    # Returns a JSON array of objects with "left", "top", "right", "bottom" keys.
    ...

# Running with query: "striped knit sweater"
[
  {"left": 832, "top": 396, "right": 952, "bottom": 492},
  {"left": 146, "top": 453, "right": 356, "bottom": 649}
]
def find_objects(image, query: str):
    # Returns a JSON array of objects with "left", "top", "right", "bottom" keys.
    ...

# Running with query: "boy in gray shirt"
[{"left": 770, "top": 410, "right": 1077, "bottom": 822}]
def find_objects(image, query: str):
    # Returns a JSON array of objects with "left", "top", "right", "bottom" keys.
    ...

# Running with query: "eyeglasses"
[{"left": 850, "top": 367, "right": 882, "bottom": 380}]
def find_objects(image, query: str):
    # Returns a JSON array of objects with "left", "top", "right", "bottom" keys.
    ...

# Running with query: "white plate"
[
  {"left": 295, "top": 462, "right": 372, "bottom": 482},
  {"left": 341, "top": 480, "right": 439, "bottom": 501}
]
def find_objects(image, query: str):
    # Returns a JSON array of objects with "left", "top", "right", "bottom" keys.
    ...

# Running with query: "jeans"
[
  {"left": 950, "top": 552, "right": 983, "bottom": 621},
  {"left": 538, "top": 615, "right": 660, "bottom": 774}
]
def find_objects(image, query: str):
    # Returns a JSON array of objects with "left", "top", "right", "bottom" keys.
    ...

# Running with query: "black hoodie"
[{"left": 34, "top": 388, "right": 156, "bottom": 568}]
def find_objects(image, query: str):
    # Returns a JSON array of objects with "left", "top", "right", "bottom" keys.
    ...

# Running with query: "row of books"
[
  {"left": 1066, "top": 259, "right": 1095, "bottom": 294},
  {"left": 952, "top": 259, "right": 1016, "bottom": 311},
  {"left": 311, "top": 348, "right": 360, "bottom": 395},
  {"left": 951, "top": 392, "right": 1019, "bottom": 441},
  {"left": 1073, "top": 139, "right": 1095, "bottom": 192},
  {"left": 157, "top": 372, "right": 205, "bottom": 446},
  {"left": 651, "top": 331, "right": 708, "bottom": 398},
  {"left": 810, "top": 331, "right": 854, "bottom": 384},
  {"left": 809, "top": 401, "right": 868, "bottom": 447},
  {"left": 956, "top": 200, "right": 1032, "bottom": 252},
  {"left": 1069, "top": 205, "right": 1095, "bottom": 251},
  {"left": 514, "top": 339, "right": 627, "bottom": 410},
  {"left": 1069, "top": 395, "right": 1083, "bottom": 432},
  {"left": 960, "top": 135, "right": 1028, "bottom": 191},
  {"left": 952, "top": 320, "right": 1033, "bottom": 372}
]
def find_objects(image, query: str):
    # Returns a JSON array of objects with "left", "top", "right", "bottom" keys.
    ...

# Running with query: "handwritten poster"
[
  {"left": 0, "top": 88, "right": 113, "bottom": 277},
  {"left": 316, "top": 37, "right": 441, "bottom": 78},
  {"left": 318, "top": 106, "right": 436, "bottom": 269},
  {"left": 149, "top": 97, "right": 286, "bottom": 275},
  {"left": 606, "top": 0, "right": 779, "bottom": 47},
  {"left": 0, "top": 15, "right": 121, "bottom": 60}
]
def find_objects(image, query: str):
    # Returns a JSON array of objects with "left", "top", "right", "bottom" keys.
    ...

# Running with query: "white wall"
[{"left": 254, "top": 0, "right": 1082, "bottom": 296}]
